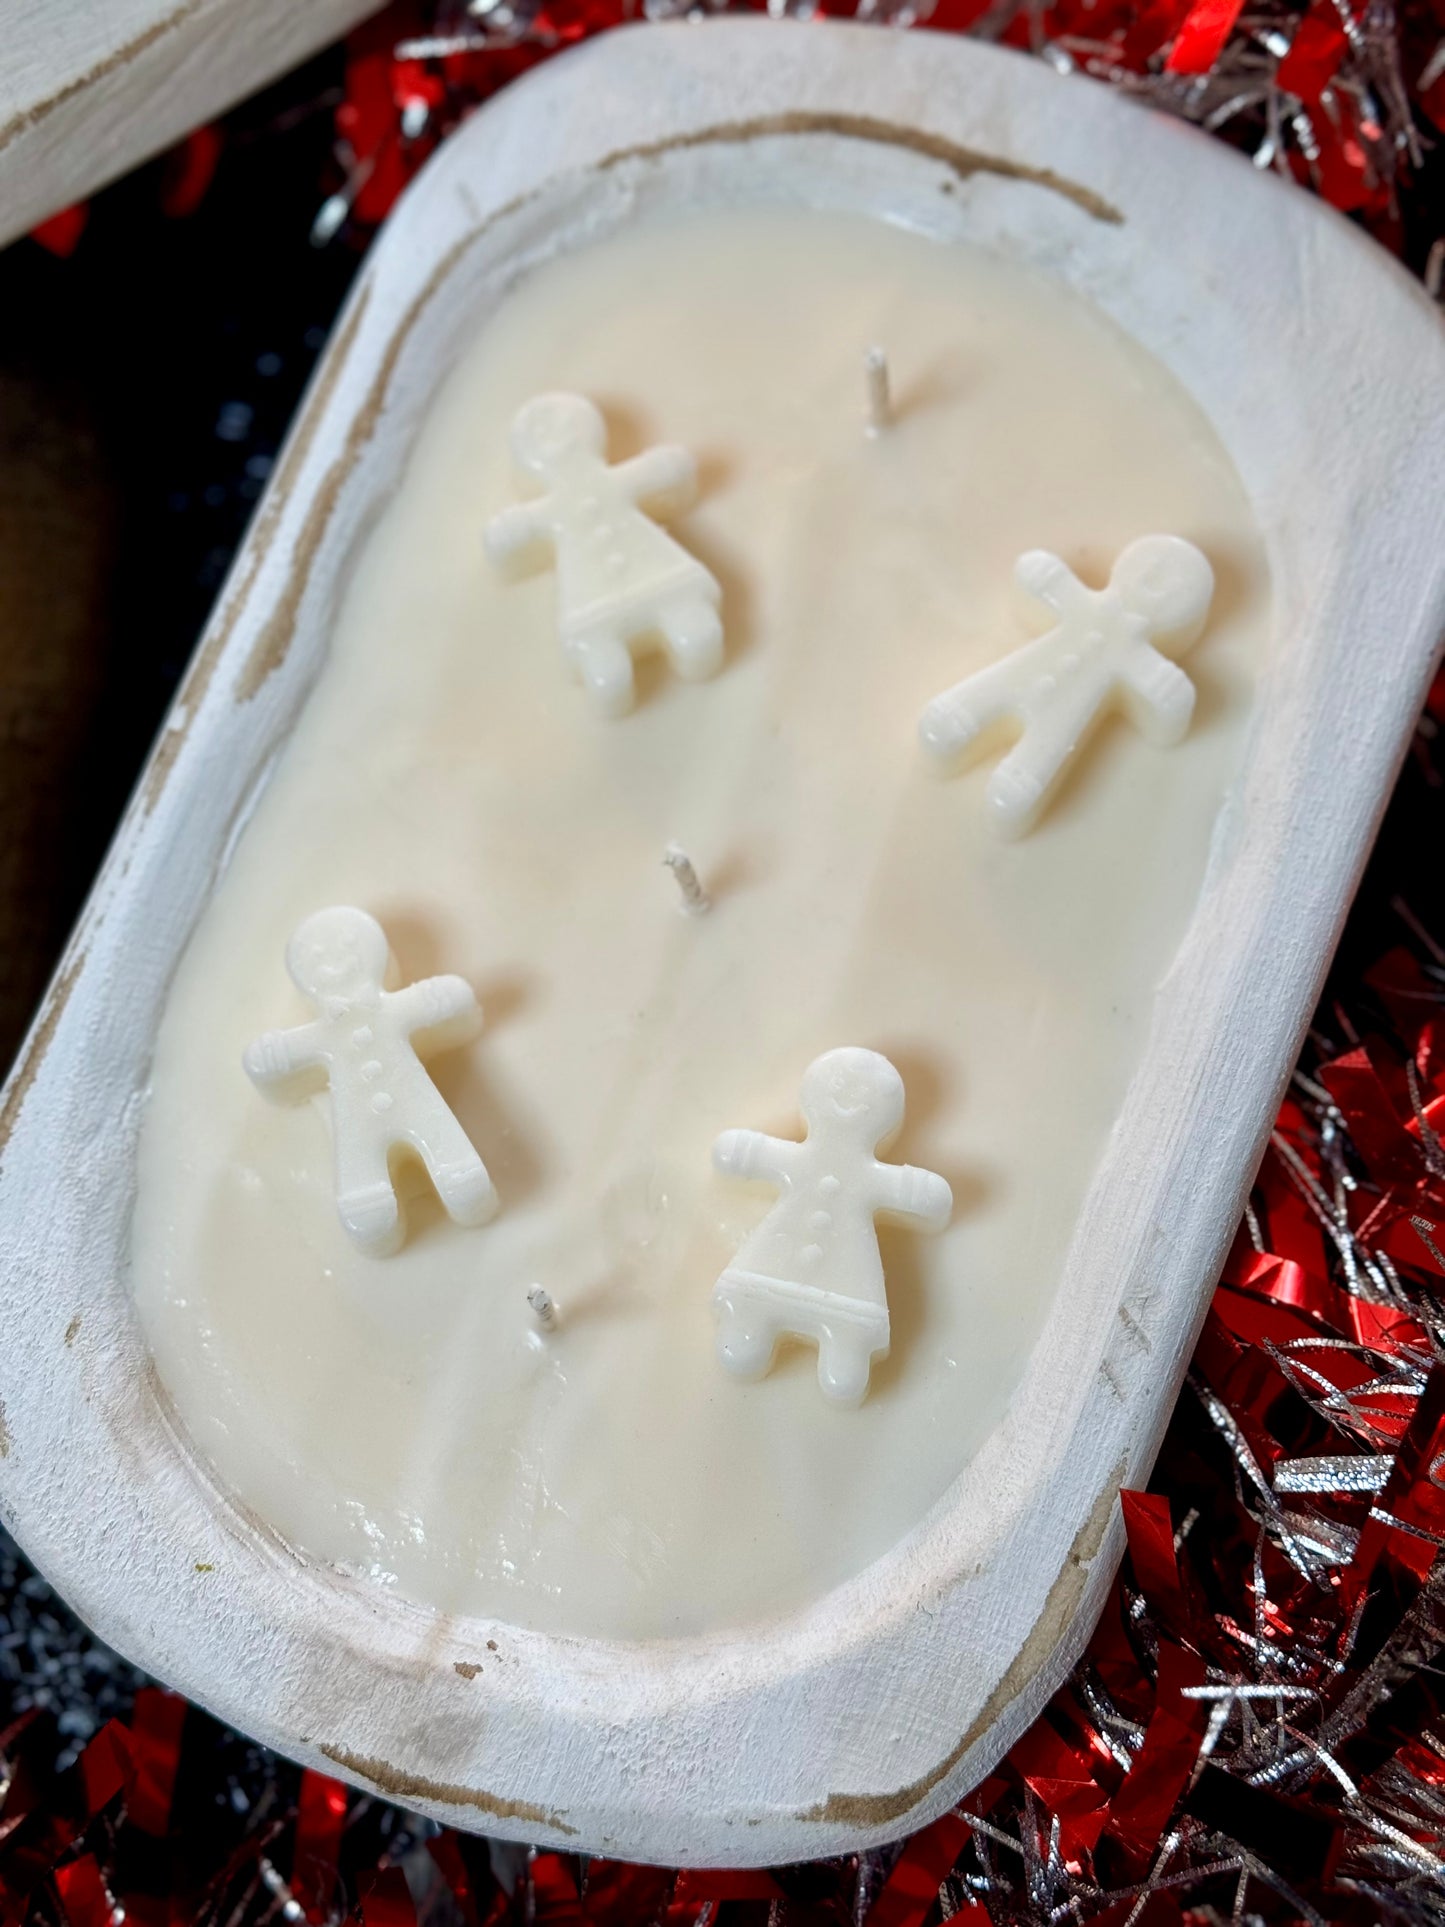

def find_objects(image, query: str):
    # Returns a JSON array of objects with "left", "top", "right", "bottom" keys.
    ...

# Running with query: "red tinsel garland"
[{"left": 315, "top": 0, "right": 1445, "bottom": 261}]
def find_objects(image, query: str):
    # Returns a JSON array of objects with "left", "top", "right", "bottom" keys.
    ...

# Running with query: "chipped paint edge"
[
  {"left": 321, "top": 1745, "right": 578, "bottom": 1836},
  {"left": 798, "top": 1466, "right": 1125, "bottom": 1829}
]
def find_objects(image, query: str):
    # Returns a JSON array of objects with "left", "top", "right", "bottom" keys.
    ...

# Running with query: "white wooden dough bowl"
[{"left": 2, "top": 17, "right": 1444, "bottom": 1870}]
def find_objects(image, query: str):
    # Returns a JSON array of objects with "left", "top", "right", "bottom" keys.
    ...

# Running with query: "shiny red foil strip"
[
  {"left": 1164, "top": 0, "right": 1248, "bottom": 72},
  {"left": 1274, "top": 0, "right": 1352, "bottom": 100},
  {"left": 295, "top": 1770, "right": 350, "bottom": 1921},
  {"left": 124, "top": 1689, "right": 184, "bottom": 1839},
  {"left": 1106, "top": 1642, "right": 1209, "bottom": 1868},
  {"left": 76, "top": 1723, "right": 132, "bottom": 1821},
  {"left": 27, "top": 206, "right": 88, "bottom": 259},
  {"left": 158, "top": 125, "right": 225, "bottom": 220},
  {"left": 583, "top": 1861, "right": 675, "bottom": 1924},
  {"left": 356, "top": 1866, "right": 419, "bottom": 1925},
  {"left": 531, "top": 1852, "right": 587, "bottom": 1924},
  {"left": 869, "top": 1813, "right": 973, "bottom": 1927},
  {"left": 428, "top": 1832, "right": 490, "bottom": 1925},
  {"left": 52, "top": 1856, "right": 110, "bottom": 1927}
]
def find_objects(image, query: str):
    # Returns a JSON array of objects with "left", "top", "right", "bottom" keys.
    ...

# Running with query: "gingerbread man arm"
[
  {"left": 871, "top": 1160, "right": 953, "bottom": 1230},
  {"left": 1013, "top": 548, "right": 1093, "bottom": 625},
  {"left": 243, "top": 1022, "right": 328, "bottom": 1100},
  {"left": 484, "top": 499, "right": 554, "bottom": 570},
  {"left": 613, "top": 446, "right": 698, "bottom": 517},
  {"left": 1116, "top": 638, "right": 1197, "bottom": 745},
  {"left": 713, "top": 1128, "right": 800, "bottom": 1190},
  {"left": 389, "top": 974, "right": 482, "bottom": 1051}
]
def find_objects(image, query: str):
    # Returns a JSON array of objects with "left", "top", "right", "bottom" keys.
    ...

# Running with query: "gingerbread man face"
[
  {"left": 1090, "top": 533, "right": 1213, "bottom": 644},
  {"left": 285, "top": 906, "right": 389, "bottom": 1007},
  {"left": 798, "top": 1046, "right": 905, "bottom": 1147},
  {"left": 508, "top": 392, "right": 608, "bottom": 482}
]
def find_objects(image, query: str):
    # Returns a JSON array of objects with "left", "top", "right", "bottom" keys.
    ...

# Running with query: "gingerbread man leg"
[
  {"left": 656, "top": 591, "right": 724, "bottom": 684},
  {"left": 566, "top": 627, "right": 635, "bottom": 718},
  {"left": 408, "top": 1105, "right": 498, "bottom": 1229},
  {"left": 334, "top": 1133, "right": 403, "bottom": 1258},
  {"left": 713, "top": 1279, "right": 782, "bottom": 1381},
  {"left": 986, "top": 673, "right": 1108, "bottom": 838},
  {"left": 815, "top": 1325, "right": 877, "bottom": 1409}
]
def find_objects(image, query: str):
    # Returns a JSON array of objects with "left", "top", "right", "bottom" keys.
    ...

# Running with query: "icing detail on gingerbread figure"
[
  {"left": 484, "top": 392, "right": 723, "bottom": 718},
  {"left": 919, "top": 535, "right": 1214, "bottom": 838},
  {"left": 243, "top": 906, "right": 497, "bottom": 1257},
  {"left": 711, "top": 1048, "right": 952, "bottom": 1408}
]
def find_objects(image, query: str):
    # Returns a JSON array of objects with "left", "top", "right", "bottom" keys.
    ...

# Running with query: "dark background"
[{"left": 0, "top": 49, "right": 363, "bottom": 1075}]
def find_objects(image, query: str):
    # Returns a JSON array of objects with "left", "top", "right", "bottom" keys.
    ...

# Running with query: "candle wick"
[
  {"left": 663, "top": 843, "right": 710, "bottom": 915},
  {"left": 864, "top": 346, "right": 891, "bottom": 436},
  {"left": 527, "top": 1285, "right": 558, "bottom": 1331}
]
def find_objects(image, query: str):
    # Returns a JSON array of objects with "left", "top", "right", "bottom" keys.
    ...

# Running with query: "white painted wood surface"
[
  {"left": 2, "top": 18, "right": 1444, "bottom": 1868},
  {"left": 0, "top": 0, "right": 383, "bottom": 247}
]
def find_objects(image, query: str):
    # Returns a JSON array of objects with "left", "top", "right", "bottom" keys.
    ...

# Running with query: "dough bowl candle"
[
  {"left": 134, "top": 195, "right": 1263, "bottom": 1642},
  {"left": 2, "top": 20, "right": 1444, "bottom": 1871}
]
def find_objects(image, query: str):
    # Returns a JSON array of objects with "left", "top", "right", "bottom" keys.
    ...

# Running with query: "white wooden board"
[
  {"left": 1, "top": 17, "right": 1444, "bottom": 1868},
  {"left": 0, "top": 0, "right": 383, "bottom": 247}
]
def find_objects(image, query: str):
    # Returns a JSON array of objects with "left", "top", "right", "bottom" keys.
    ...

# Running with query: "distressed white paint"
[
  {"left": 0, "top": 0, "right": 383, "bottom": 249},
  {"left": 1, "top": 19, "right": 1443, "bottom": 1868}
]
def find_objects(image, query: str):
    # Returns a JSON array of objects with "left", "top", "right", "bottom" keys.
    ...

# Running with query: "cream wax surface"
[{"left": 131, "top": 204, "right": 1268, "bottom": 1640}]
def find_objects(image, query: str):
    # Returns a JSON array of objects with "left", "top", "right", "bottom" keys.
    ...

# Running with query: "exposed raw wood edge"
[
  {"left": 0, "top": 0, "right": 386, "bottom": 250},
  {"left": 319, "top": 1744, "right": 578, "bottom": 1836},
  {"left": 798, "top": 1468, "right": 1125, "bottom": 1828}
]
